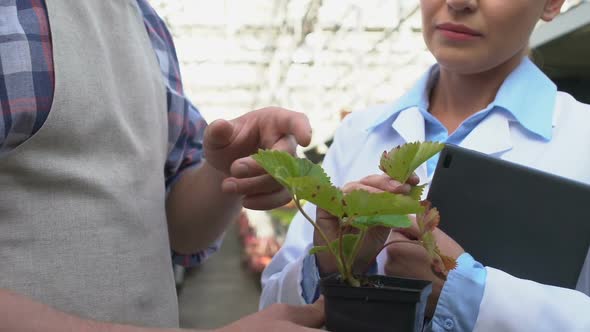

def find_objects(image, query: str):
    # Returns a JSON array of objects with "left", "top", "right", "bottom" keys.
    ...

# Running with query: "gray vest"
[{"left": 0, "top": 0, "right": 178, "bottom": 327}]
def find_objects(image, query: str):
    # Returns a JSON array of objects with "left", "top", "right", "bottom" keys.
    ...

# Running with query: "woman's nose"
[{"left": 446, "top": 0, "right": 477, "bottom": 12}]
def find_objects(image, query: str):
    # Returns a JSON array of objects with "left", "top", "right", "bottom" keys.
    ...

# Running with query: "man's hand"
[
  {"left": 314, "top": 174, "right": 418, "bottom": 276},
  {"left": 384, "top": 224, "right": 464, "bottom": 318},
  {"left": 215, "top": 298, "right": 325, "bottom": 332},
  {"left": 204, "top": 107, "right": 311, "bottom": 210}
]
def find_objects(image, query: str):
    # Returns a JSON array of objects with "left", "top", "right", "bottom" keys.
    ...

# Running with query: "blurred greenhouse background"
[{"left": 148, "top": 0, "right": 589, "bottom": 329}]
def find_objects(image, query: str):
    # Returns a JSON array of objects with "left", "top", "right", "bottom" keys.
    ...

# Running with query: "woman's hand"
[
  {"left": 384, "top": 223, "right": 464, "bottom": 318},
  {"left": 313, "top": 174, "right": 419, "bottom": 276}
]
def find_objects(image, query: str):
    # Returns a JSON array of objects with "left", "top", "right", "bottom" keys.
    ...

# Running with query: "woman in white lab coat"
[{"left": 259, "top": 0, "right": 590, "bottom": 331}]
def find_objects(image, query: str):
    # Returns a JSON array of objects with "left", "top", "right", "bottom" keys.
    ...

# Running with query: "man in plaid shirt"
[{"left": 0, "top": 1, "right": 323, "bottom": 331}]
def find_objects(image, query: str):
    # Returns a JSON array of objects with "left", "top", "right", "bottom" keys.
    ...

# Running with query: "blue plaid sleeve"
[
  {"left": 137, "top": 0, "right": 220, "bottom": 267},
  {"left": 0, "top": 0, "right": 54, "bottom": 154},
  {"left": 1, "top": 0, "right": 219, "bottom": 267}
]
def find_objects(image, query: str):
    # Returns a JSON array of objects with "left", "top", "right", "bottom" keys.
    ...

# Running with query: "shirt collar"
[{"left": 366, "top": 57, "right": 557, "bottom": 140}]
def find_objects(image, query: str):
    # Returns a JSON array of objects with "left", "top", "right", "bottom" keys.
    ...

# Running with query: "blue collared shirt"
[
  {"left": 302, "top": 57, "right": 558, "bottom": 332},
  {"left": 388, "top": 57, "right": 555, "bottom": 176}
]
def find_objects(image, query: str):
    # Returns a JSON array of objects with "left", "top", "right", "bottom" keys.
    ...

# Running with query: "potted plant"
[{"left": 253, "top": 142, "right": 457, "bottom": 332}]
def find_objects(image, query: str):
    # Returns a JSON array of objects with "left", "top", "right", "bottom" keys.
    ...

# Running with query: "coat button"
[{"left": 443, "top": 318, "right": 455, "bottom": 330}]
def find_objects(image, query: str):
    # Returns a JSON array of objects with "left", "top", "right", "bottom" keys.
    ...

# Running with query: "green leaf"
[
  {"left": 380, "top": 142, "right": 445, "bottom": 183},
  {"left": 284, "top": 176, "right": 344, "bottom": 218},
  {"left": 342, "top": 190, "right": 424, "bottom": 218},
  {"left": 252, "top": 149, "right": 331, "bottom": 187},
  {"left": 309, "top": 246, "right": 329, "bottom": 255},
  {"left": 351, "top": 214, "right": 412, "bottom": 230},
  {"left": 409, "top": 184, "right": 426, "bottom": 200}
]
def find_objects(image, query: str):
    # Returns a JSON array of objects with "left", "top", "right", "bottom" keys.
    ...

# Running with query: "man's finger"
[
  {"left": 230, "top": 132, "right": 295, "bottom": 177},
  {"left": 268, "top": 108, "right": 312, "bottom": 148},
  {"left": 230, "top": 156, "right": 267, "bottom": 179},
  {"left": 282, "top": 297, "right": 325, "bottom": 328},
  {"left": 222, "top": 174, "right": 284, "bottom": 196},
  {"left": 203, "top": 119, "right": 235, "bottom": 150},
  {"left": 270, "top": 134, "right": 298, "bottom": 156},
  {"left": 242, "top": 189, "right": 292, "bottom": 210}
]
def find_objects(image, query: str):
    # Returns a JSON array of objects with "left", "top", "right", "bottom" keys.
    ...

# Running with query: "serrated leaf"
[
  {"left": 423, "top": 207, "right": 440, "bottom": 232},
  {"left": 416, "top": 201, "right": 440, "bottom": 233},
  {"left": 284, "top": 176, "right": 344, "bottom": 218},
  {"left": 252, "top": 149, "right": 331, "bottom": 187},
  {"left": 351, "top": 214, "right": 412, "bottom": 230},
  {"left": 409, "top": 184, "right": 426, "bottom": 200},
  {"left": 380, "top": 142, "right": 445, "bottom": 183},
  {"left": 342, "top": 190, "right": 423, "bottom": 218},
  {"left": 441, "top": 255, "right": 458, "bottom": 271},
  {"left": 309, "top": 246, "right": 329, "bottom": 255}
]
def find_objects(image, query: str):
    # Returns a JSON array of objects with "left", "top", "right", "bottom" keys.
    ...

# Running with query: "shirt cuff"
[
  {"left": 171, "top": 234, "right": 224, "bottom": 267},
  {"left": 301, "top": 254, "right": 321, "bottom": 304},
  {"left": 430, "top": 253, "right": 487, "bottom": 332}
]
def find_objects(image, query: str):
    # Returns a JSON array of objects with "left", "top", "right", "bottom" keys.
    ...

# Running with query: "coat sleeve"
[
  {"left": 259, "top": 203, "right": 316, "bottom": 309},
  {"left": 473, "top": 267, "right": 590, "bottom": 332}
]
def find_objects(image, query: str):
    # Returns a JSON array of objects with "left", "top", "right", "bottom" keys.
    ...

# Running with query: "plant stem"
[
  {"left": 292, "top": 196, "right": 357, "bottom": 284},
  {"left": 362, "top": 239, "right": 421, "bottom": 274},
  {"left": 293, "top": 196, "right": 347, "bottom": 274},
  {"left": 338, "top": 225, "right": 348, "bottom": 278},
  {"left": 293, "top": 196, "right": 333, "bottom": 251},
  {"left": 347, "top": 228, "right": 366, "bottom": 269}
]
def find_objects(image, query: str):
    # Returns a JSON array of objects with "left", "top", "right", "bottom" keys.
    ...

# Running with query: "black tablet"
[{"left": 427, "top": 144, "right": 590, "bottom": 289}]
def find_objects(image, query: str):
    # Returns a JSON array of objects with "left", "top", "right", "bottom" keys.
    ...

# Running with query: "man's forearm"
[
  {"left": 166, "top": 161, "right": 242, "bottom": 254},
  {"left": 0, "top": 288, "right": 199, "bottom": 332}
]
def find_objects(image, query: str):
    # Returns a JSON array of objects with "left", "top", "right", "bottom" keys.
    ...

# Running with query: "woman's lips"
[{"left": 436, "top": 23, "right": 483, "bottom": 41}]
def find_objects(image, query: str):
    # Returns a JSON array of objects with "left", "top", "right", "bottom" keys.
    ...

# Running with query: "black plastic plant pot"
[{"left": 320, "top": 274, "right": 432, "bottom": 332}]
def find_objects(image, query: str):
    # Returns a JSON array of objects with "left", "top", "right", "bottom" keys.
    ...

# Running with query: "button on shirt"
[
  {"left": 301, "top": 57, "right": 557, "bottom": 332},
  {"left": 0, "top": 0, "right": 215, "bottom": 266}
]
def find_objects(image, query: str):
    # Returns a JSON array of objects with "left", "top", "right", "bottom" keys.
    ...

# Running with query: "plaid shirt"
[{"left": 0, "top": 0, "right": 216, "bottom": 267}]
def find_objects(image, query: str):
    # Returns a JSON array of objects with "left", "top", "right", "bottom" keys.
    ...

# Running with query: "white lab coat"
[{"left": 260, "top": 91, "right": 590, "bottom": 331}]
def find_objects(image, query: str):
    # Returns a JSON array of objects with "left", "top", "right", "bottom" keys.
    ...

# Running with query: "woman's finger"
[
  {"left": 407, "top": 173, "right": 420, "bottom": 186},
  {"left": 359, "top": 174, "right": 411, "bottom": 194},
  {"left": 342, "top": 182, "right": 385, "bottom": 194}
]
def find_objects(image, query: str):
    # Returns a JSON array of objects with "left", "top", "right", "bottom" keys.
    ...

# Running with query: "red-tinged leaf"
[
  {"left": 441, "top": 255, "right": 457, "bottom": 271},
  {"left": 430, "top": 257, "right": 448, "bottom": 280},
  {"left": 416, "top": 201, "right": 440, "bottom": 234},
  {"left": 423, "top": 208, "right": 440, "bottom": 233}
]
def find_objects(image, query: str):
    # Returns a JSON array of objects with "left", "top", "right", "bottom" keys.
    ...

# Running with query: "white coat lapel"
[
  {"left": 391, "top": 107, "right": 428, "bottom": 182},
  {"left": 461, "top": 111, "right": 513, "bottom": 156}
]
